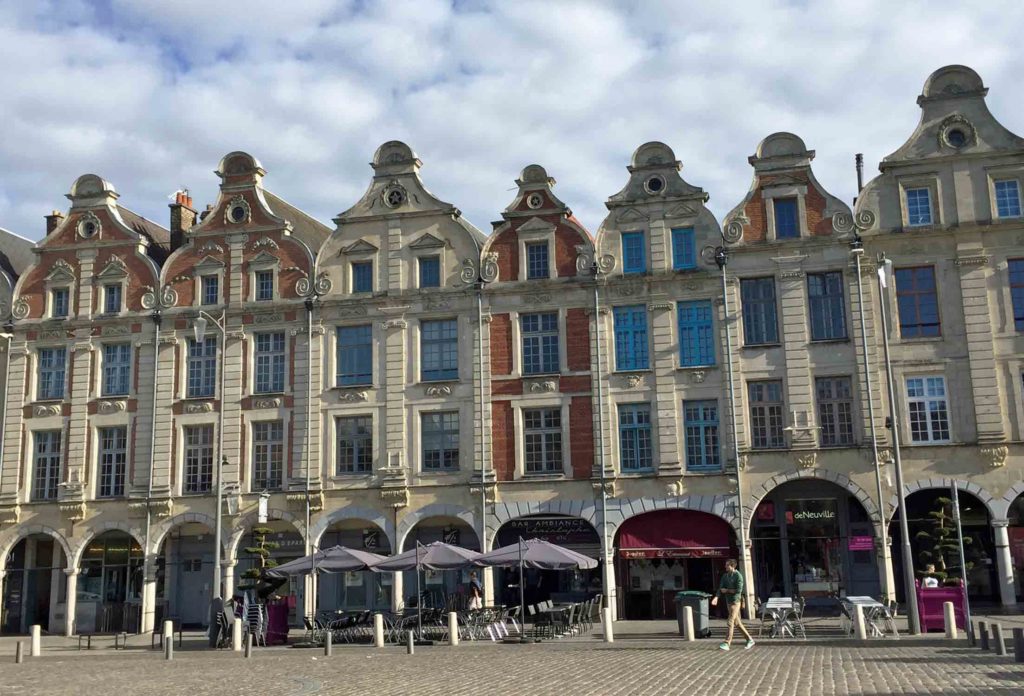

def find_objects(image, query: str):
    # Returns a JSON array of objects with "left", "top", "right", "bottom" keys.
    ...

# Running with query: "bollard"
[
  {"left": 164, "top": 636, "right": 173, "bottom": 661},
  {"left": 968, "top": 623, "right": 977, "bottom": 647},
  {"left": 602, "top": 607, "right": 614, "bottom": 643},
  {"left": 683, "top": 606, "right": 695, "bottom": 642},
  {"left": 232, "top": 618, "right": 243, "bottom": 652},
  {"left": 30, "top": 625, "right": 40, "bottom": 657},
  {"left": 244, "top": 633, "right": 253, "bottom": 659},
  {"left": 406, "top": 630, "right": 415, "bottom": 655},
  {"left": 324, "top": 631, "right": 332, "bottom": 657},
  {"left": 15, "top": 642, "right": 23, "bottom": 664},
  {"left": 943, "top": 602, "right": 958, "bottom": 640},
  {"left": 373, "top": 613, "right": 384, "bottom": 648},
  {"left": 1013, "top": 628, "right": 1024, "bottom": 663},
  {"left": 163, "top": 619, "right": 173, "bottom": 644},
  {"left": 992, "top": 623, "right": 1007, "bottom": 656},
  {"left": 979, "top": 621, "right": 990, "bottom": 651},
  {"left": 448, "top": 612, "right": 459, "bottom": 646},
  {"left": 853, "top": 605, "right": 867, "bottom": 641}
]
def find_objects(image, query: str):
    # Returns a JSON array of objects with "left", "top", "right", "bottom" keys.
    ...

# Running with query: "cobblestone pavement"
[{"left": 0, "top": 636, "right": 1022, "bottom": 696}]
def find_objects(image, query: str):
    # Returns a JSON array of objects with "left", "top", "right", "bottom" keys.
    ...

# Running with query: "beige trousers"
[{"left": 725, "top": 601, "right": 752, "bottom": 644}]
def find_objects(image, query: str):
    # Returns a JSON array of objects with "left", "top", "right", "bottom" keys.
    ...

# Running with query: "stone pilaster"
[
  {"left": 0, "top": 342, "right": 28, "bottom": 503},
  {"left": 648, "top": 298, "right": 680, "bottom": 474},
  {"left": 775, "top": 258, "right": 814, "bottom": 449},
  {"left": 956, "top": 252, "right": 1004, "bottom": 442}
]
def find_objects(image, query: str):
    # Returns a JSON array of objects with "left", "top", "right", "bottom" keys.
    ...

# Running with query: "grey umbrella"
[{"left": 267, "top": 546, "right": 386, "bottom": 577}]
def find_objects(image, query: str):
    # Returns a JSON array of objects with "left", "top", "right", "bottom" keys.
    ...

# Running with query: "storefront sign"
[
  {"left": 362, "top": 530, "right": 380, "bottom": 550},
  {"left": 498, "top": 517, "right": 599, "bottom": 547},
  {"left": 848, "top": 535, "right": 873, "bottom": 551},
  {"left": 442, "top": 526, "right": 460, "bottom": 546},
  {"left": 619, "top": 548, "right": 727, "bottom": 560},
  {"left": 785, "top": 499, "right": 839, "bottom": 536}
]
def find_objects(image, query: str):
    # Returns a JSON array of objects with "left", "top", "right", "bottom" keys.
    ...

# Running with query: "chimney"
[
  {"left": 45, "top": 210, "right": 65, "bottom": 235},
  {"left": 168, "top": 190, "right": 196, "bottom": 251}
]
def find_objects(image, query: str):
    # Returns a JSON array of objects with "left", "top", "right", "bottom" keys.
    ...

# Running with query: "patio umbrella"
[
  {"left": 370, "top": 542, "right": 481, "bottom": 639},
  {"left": 267, "top": 546, "right": 386, "bottom": 577},
  {"left": 473, "top": 538, "right": 598, "bottom": 641}
]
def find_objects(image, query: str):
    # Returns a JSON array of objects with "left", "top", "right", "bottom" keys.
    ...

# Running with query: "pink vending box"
[{"left": 915, "top": 578, "right": 966, "bottom": 632}]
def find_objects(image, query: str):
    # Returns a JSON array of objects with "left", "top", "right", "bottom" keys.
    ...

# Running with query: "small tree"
[
  {"left": 237, "top": 526, "right": 279, "bottom": 591},
  {"left": 914, "top": 496, "right": 973, "bottom": 584}
]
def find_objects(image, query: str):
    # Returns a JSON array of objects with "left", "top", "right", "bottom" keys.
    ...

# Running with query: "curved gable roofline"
[{"left": 605, "top": 141, "right": 709, "bottom": 210}]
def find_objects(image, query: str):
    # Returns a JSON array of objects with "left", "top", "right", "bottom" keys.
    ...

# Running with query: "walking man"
[{"left": 716, "top": 558, "right": 754, "bottom": 651}]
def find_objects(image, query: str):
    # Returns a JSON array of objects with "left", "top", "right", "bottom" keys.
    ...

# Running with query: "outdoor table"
[
  {"left": 762, "top": 598, "right": 796, "bottom": 638},
  {"left": 844, "top": 597, "right": 897, "bottom": 638}
]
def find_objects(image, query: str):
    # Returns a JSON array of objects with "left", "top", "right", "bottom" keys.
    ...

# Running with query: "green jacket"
[{"left": 718, "top": 569, "right": 744, "bottom": 604}]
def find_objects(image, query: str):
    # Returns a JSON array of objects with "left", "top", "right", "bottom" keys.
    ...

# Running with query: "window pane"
[
  {"left": 37, "top": 347, "right": 67, "bottom": 400},
  {"left": 524, "top": 408, "right": 562, "bottom": 473},
  {"left": 621, "top": 232, "right": 646, "bottom": 274},
  {"left": 337, "top": 416, "right": 372, "bottom": 474},
  {"left": 906, "top": 187, "right": 932, "bottom": 226},
  {"left": 253, "top": 421, "right": 284, "bottom": 490},
  {"left": 102, "top": 343, "right": 131, "bottom": 396},
  {"left": 895, "top": 266, "right": 940, "bottom": 337},
  {"left": 52, "top": 288, "right": 69, "bottom": 317},
  {"left": 184, "top": 425, "right": 214, "bottom": 493},
  {"left": 773, "top": 198, "right": 800, "bottom": 238},
  {"left": 202, "top": 275, "right": 219, "bottom": 305},
  {"left": 337, "top": 325, "right": 372, "bottom": 386},
  {"left": 684, "top": 400, "right": 720, "bottom": 471},
  {"left": 741, "top": 277, "right": 778, "bottom": 345},
  {"left": 104, "top": 285, "right": 122, "bottom": 313},
  {"left": 618, "top": 404, "right": 652, "bottom": 471},
  {"left": 418, "top": 257, "right": 441, "bottom": 288},
  {"left": 187, "top": 338, "right": 218, "bottom": 398},
  {"left": 807, "top": 272, "right": 847, "bottom": 341},
  {"left": 613, "top": 305, "right": 648, "bottom": 371},
  {"left": 995, "top": 180, "right": 1022, "bottom": 218},
  {"left": 526, "top": 243, "right": 549, "bottom": 280},
  {"left": 352, "top": 262, "right": 373, "bottom": 293},
  {"left": 421, "top": 319, "right": 458, "bottom": 381},
  {"left": 678, "top": 300, "right": 715, "bottom": 366},
  {"left": 98, "top": 426, "right": 127, "bottom": 497},
  {"left": 671, "top": 228, "right": 696, "bottom": 270},
  {"left": 816, "top": 376, "right": 854, "bottom": 447},
  {"left": 521, "top": 312, "right": 559, "bottom": 375},
  {"left": 422, "top": 411, "right": 459, "bottom": 471},
  {"left": 255, "top": 271, "right": 274, "bottom": 301},
  {"left": 749, "top": 381, "right": 785, "bottom": 449},
  {"left": 905, "top": 375, "right": 950, "bottom": 443},
  {"left": 255, "top": 332, "right": 286, "bottom": 393},
  {"left": 33, "top": 430, "right": 62, "bottom": 501}
]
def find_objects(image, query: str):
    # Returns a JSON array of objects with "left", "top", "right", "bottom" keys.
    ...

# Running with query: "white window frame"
[
  {"left": 992, "top": 176, "right": 1023, "bottom": 220},
  {"left": 904, "top": 374, "right": 952, "bottom": 445},
  {"left": 251, "top": 419, "right": 285, "bottom": 492},
  {"left": 516, "top": 218, "right": 557, "bottom": 281},
  {"left": 35, "top": 345, "right": 68, "bottom": 402},
  {"left": 192, "top": 256, "right": 226, "bottom": 307},
  {"left": 100, "top": 342, "right": 133, "bottom": 397},
  {"left": 513, "top": 399, "right": 570, "bottom": 478},
  {"left": 898, "top": 177, "right": 940, "bottom": 228},
  {"left": 248, "top": 252, "right": 280, "bottom": 303},
  {"left": 102, "top": 282, "right": 124, "bottom": 315},
  {"left": 48, "top": 286, "right": 71, "bottom": 319},
  {"left": 252, "top": 330, "right": 288, "bottom": 395},
  {"left": 512, "top": 309, "right": 566, "bottom": 377}
]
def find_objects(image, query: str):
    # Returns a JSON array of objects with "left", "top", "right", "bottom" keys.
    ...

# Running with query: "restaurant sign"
[
  {"left": 619, "top": 548, "right": 727, "bottom": 560},
  {"left": 497, "top": 517, "right": 599, "bottom": 547},
  {"left": 848, "top": 535, "right": 874, "bottom": 551}
]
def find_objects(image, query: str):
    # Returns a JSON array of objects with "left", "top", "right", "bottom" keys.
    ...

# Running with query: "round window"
[
  {"left": 946, "top": 128, "right": 966, "bottom": 148},
  {"left": 385, "top": 188, "right": 405, "bottom": 207},
  {"left": 230, "top": 205, "right": 247, "bottom": 222},
  {"left": 644, "top": 175, "right": 665, "bottom": 194},
  {"left": 83, "top": 222, "right": 96, "bottom": 236},
  {"left": 527, "top": 193, "right": 544, "bottom": 209}
]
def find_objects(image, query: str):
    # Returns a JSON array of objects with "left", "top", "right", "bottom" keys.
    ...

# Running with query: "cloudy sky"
[{"left": 1, "top": 0, "right": 1023, "bottom": 241}]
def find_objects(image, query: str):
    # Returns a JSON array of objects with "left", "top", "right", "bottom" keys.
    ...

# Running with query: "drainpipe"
[
  {"left": 592, "top": 277, "right": 612, "bottom": 618},
  {"left": 142, "top": 310, "right": 161, "bottom": 633}
]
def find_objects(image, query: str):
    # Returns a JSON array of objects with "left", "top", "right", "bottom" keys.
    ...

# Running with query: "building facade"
[{"left": 1, "top": 64, "right": 1023, "bottom": 633}]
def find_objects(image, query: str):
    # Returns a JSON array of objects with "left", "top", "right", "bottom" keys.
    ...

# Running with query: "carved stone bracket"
[
  {"left": 526, "top": 379, "right": 557, "bottom": 393},
  {"left": 338, "top": 390, "right": 369, "bottom": 403},
  {"left": 253, "top": 313, "right": 284, "bottom": 324},
  {"left": 380, "top": 319, "right": 407, "bottom": 331},
  {"left": 253, "top": 398, "right": 282, "bottom": 409},
  {"left": 592, "top": 480, "right": 617, "bottom": 498},
  {"left": 127, "top": 498, "right": 174, "bottom": 518},
  {"left": 796, "top": 451, "right": 818, "bottom": 470},
  {"left": 524, "top": 293, "right": 552, "bottom": 305},
  {"left": 33, "top": 404, "right": 62, "bottom": 418},
  {"left": 954, "top": 255, "right": 989, "bottom": 268},
  {"left": 980, "top": 444, "right": 1008, "bottom": 468},
  {"left": 469, "top": 483, "right": 498, "bottom": 505},
  {"left": 185, "top": 401, "right": 215, "bottom": 414},
  {"left": 226, "top": 330, "right": 246, "bottom": 342},
  {"left": 620, "top": 374, "right": 645, "bottom": 389},
  {"left": 0, "top": 504, "right": 21, "bottom": 525},
  {"left": 665, "top": 478, "right": 685, "bottom": 497},
  {"left": 425, "top": 384, "right": 454, "bottom": 397},
  {"left": 98, "top": 400, "right": 127, "bottom": 414},
  {"left": 286, "top": 491, "right": 324, "bottom": 512},
  {"left": 381, "top": 487, "right": 409, "bottom": 509},
  {"left": 59, "top": 501, "right": 88, "bottom": 522}
]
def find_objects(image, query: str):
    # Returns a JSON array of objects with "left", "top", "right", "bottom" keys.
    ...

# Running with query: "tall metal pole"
[
  {"left": 592, "top": 281, "right": 612, "bottom": 616},
  {"left": 195, "top": 310, "right": 228, "bottom": 602},
  {"left": 142, "top": 311, "right": 161, "bottom": 632},
  {"left": 951, "top": 484, "right": 973, "bottom": 641},
  {"left": 876, "top": 254, "right": 920, "bottom": 634},
  {"left": 305, "top": 298, "right": 316, "bottom": 618},
  {"left": 476, "top": 287, "right": 488, "bottom": 559},
  {"left": 716, "top": 248, "right": 753, "bottom": 615},
  {"left": 850, "top": 238, "right": 890, "bottom": 599}
]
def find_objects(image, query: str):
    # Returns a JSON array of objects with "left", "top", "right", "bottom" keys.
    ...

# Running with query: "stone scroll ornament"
[
  {"left": 295, "top": 273, "right": 333, "bottom": 298},
  {"left": 831, "top": 210, "right": 877, "bottom": 235},
  {"left": 141, "top": 284, "right": 179, "bottom": 310}
]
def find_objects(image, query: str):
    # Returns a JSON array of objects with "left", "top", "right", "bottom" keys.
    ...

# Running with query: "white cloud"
[{"left": 1, "top": 0, "right": 1023, "bottom": 240}]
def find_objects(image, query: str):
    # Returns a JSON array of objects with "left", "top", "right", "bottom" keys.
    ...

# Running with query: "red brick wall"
[
  {"left": 565, "top": 308, "right": 590, "bottom": 372},
  {"left": 489, "top": 228, "right": 519, "bottom": 282},
  {"left": 491, "top": 400, "right": 515, "bottom": 481},
  {"left": 570, "top": 396, "right": 594, "bottom": 479},
  {"left": 740, "top": 171, "right": 833, "bottom": 241},
  {"left": 554, "top": 227, "right": 582, "bottom": 278},
  {"left": 490, "top": 314, "right": 513, "bottom": 375}
]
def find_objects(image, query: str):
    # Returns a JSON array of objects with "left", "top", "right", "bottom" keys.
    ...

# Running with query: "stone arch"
[
  {"left": 488, "top": 500, "right": 597, "bottom": 551},
  {"left": 395, "top": 504, "right": 478, "bottom": 551},
  {"left": 149, "top": 512, "right": 220, "bottom": 557},
  {"left": 0, "top": 524, "right": 74, "bottom": 570},
  {"left": 311, "top": 506, "right": 393, "bottom": 550},
  {"left": 70, "top": 521, "right": 145, "bottom": 568},
  {"left": 992, "top": 481, "right": 1024, "bottom": 522},
  {"left": 609, "top": 495, "right": 739, "bottom": 538},
  {"left": 226, "top": 508, "right": 306, "bottom": 560},
  {"left": 889, "top": 478, "right": 997, "bottom": 522},
  {"left": 750, "top": 470, "right": 880, "bottom": 531}
]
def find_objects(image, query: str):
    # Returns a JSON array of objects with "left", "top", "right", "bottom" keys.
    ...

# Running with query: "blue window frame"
[
  {"left": 187, "top": 338, "right": 217, "bottom": 398},
  {"left": 337, "top": 325, "right": 372, "bottom": 386},
  {"left": 352, "top": 262, "right": 373, "bottom": 293},
  {"left": 418, "top": 256, "right": 440, "bottom": 288},
  {"left": 741, "top": 277, "right": 778, "bottom": 345},
  {"left": 1009, "top": 259, "right": 1024, "bottom": 332},
  {"left": 104, "top": 284, "right": 122, "bottom": 313},
  {"left": 621, "top": 232, "right": 646, "bottom": 274},
  {"left": 255, "top": 271, "right": 273, "bottom": 301},
  {"left": 906, "top": 187, "right": 932, "bottom": 226},
  {"left": 613, "top": 305, "right": 649, "bottom": 371},
  {"left": 678, "top": 300, "right": 715, "bottom": 366},
  {"left": 684, "top": 400, "right": 720, "bottom": 471},
  {"left": 37, "top": 347, "right": 66, "bottom": 400},
  {"left": 895, "top": 266, "right": 940, "bottom": 337},
  {"left": 201, "top": 275, "right": 219, "bottom": 305},
  {"left": 521, "top": 312, "right": 559, "bottom": 375},
  {"left": 51, "top": 288, "right": 69, "bottom": 318},
  {"left": 526, "top": 242, "right": 549, "bottom": 279},
  {"left": 773, "top": 198, "right": 799, "bottom": 239},
  {"left": 421, "top": 319, "right": 458, "bottom": 381},
  {"left": 995, "top": 179, "right": 1022, "bottom": 218},
  {"left": 336, "top": 415, "right": 372, "bottom": 475},
  {"left": 671, "top": 227, "right": 696, "bottom": 270},
  {"left": 254, "top": 332, "right": 286, "bottom": 393},
  {"left": 422, "top": 411, "right": 459, "bottom": 471},
  {"left": 102, "top": 343, "right": 131, "bottom": 396},
  {"left": 807, "top": 271, "right": 847, "bottom": 341},
  {"left": 618, "top": 404, "right": 652, "bottom": 471}
]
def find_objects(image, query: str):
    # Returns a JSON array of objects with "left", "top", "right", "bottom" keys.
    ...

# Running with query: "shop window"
[
  {"left": 748, "top": 381, "right": 785, "bottom": 449},
  {"left": 98, "top": 426, "right": 127, "bottom": 498},
  {"left": 895, "top": 266, "right": 940, "bottom": 338},
  {"left": 773, "top": 198, "right": 800, "bottom": 239},
  {"left": 186, "top": 338, "right": 217, "bottom": 398},
  {"left": 815, "top": 377, "right": 854, "bottom": 447},
  {"left": 906, "top": 376, "right": 950, "bottom": 443},
  {"left": 337, "top": 325, "right": 372, "bottom": 387},
  {"left": 684, "top": 400, "right": 720, "bottom": 471},
  {"left": 422, "top": 411, "right": 459, "bottom": 471},
  {"left": 524, "top": 408, "right": 562, "bottom": 474},
  {"left": 613, "top": 305, "right": 649, "bottom": 371},
  {"left": 521, "top": 312, "right": 559, "bottom": 375},
  {"left": 671, "top": 228, "right": 696, "bottom": 270},
  {"left": 37, "top": 347, "right": 67, "bottom": 401},
  {"left": 741, "top": 277, "right": 778, "bottom": 345},
  {"left": 421, "top": 319, "right": 458, "bottom": 381},
  {"left": 526, "top": 242, "right": 549, "bottom": 280},
  {"left": 618, "top": 404, "right": 652, "bottom": 471},
  {"left": 905, "top": 187, "right": 933, "bottom": 226},
  {"left": 995, "top": 179, "right": 1022, "bottom": 218},
  {"left": 32, "top": 430, "right": 62, "bottom": 501},
  {"left": 418, "top": 256, "right": 441, "bottom": 288},
  {"left": 621, "top": 232, "right": 646, "bottom": 274},
  {"left": 807, "top": 272, "right": 847, "bottom": 341},
  {"left": 678, "top": 300, "right": 715, "bottom": 366},
  {"left": 254, "top": 332, "right": 286, "bottom": 393},
  {"left": 183, "top": 424, "right": 214, "bottom": 494},
  {"left": 252, "top": 420, "right": 284, "bottom": 490},
  {"left": 1009, "top": 259, "right": 1024, "bottom": 332},
  {"left": 336, "top": 416, "right": 372, "bottom": 475},
  {"left": 102, "top": 343, "right": 132, "bottom": 396}
]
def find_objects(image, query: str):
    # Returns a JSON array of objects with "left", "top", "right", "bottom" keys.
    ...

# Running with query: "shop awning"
[{"left": 617, "top": 509, "right": 733, "bottom": 559}]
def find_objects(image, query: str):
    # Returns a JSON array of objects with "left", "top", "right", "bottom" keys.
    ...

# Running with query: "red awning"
[{"left": 616, "top": 509, "right": 733, "bottom": 558}]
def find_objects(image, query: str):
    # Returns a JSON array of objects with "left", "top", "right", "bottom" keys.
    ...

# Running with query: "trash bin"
[{"left": 675, "top": 591, "right": 712, "bottom": 638}]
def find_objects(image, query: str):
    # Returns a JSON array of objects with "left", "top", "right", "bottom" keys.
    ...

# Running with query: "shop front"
[
  {"left": 402, "top": 517, "right": 479, "bottom": 609},
  {"left": 751, "top": 480, "right": 879, "bottom": 605},
  {"left": 317, "top": 522, "right": 392, "bottom": 613},
  {"left": 614, "top": 509, "right": 735, "bottom": 620},
  {"left": 493, "top": 515, "right": 602, "bottom": 608},
  {"left": 76, "top": 531, "right": 145, "bottom": 633}
]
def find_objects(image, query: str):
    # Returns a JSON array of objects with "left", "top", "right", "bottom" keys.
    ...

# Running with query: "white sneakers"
[{"left": 718, "top": 640, "right": 755, "bottom": 651}]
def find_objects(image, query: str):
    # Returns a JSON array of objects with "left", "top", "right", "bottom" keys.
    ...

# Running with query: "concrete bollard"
[
  {"left": 232, "top": 618, "right": 242, "bottom": 652},
  {"left": 979, "top": 621, "right": 990, "bottom": 651},
  {"left": 1013, "top": 628, "right": 1024, "bottom": 663},
  {"left": 164, "top": 636, "right": 173, "bottom": 661},
  {"left": 163, "top": 619, "right": 173, "bottom": 643},
  {"left": 448, "top": 612, "right": 459, "bottom": 646},
  {"left": 324, "top": 631, "right": 332, "bottom": 657},
  {"left": 683, "top": 606, "right": 695, "bottom": 642},
  {"left": 15, "top": 642, "right": 23, "bottom": 664},
  {"left": 968, "top": 623, "right": 977, "bottom": 647},
  {"left": 244, "top": 633, "right": 253, "bottom": 658},
  {"left": 992, "top": 623, "right": 1007, "bottom": 656},
  {"left": 853, "top": 605, "right": 867, "bottom": 641},
  {"left": 30, "top": 625, "right": 40, "bottom": 657},
  {"left": 406, "top": 630, "right": 415, "bottom": 655},
  {"left": 943, "top": 602, "right": 958, "bottom": 640},
  {"left": 602, "top": 607, "right": 614, "bottom": 643},
  {"left": 373, "top": 613, "right": 384, "bottom": 648}
]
